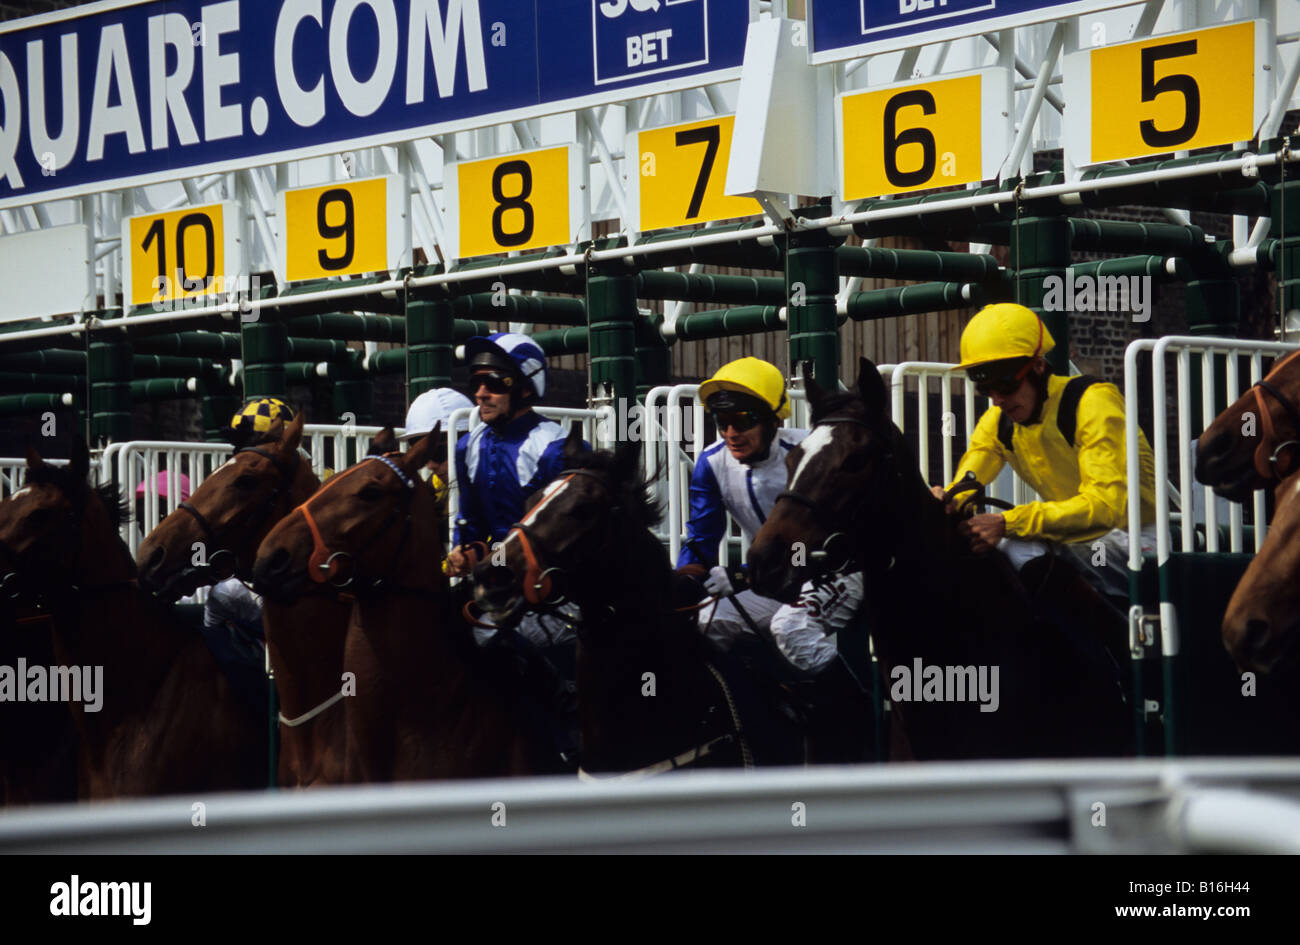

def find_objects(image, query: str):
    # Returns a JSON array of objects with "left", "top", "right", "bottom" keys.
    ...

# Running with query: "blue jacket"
[
  {"left": 676, "top": 431, "right": 808, "bottom": 569},
  {"left": 454, "top": 411, "right": 583, "bottom": 545}
]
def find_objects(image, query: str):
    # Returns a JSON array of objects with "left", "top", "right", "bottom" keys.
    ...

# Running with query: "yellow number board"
[
  {"left": 124, "top": 203, "right": 236, "bottom": 309},
  {"left": 629, "top": 117, "right": 761, "bottom": 231},
  {"left": 1065, "top": 20, "right": 1268, "bottom": 166},
  {"left": 445, "top": 146, "right": 579, "bottom": 259},
  {"left": 280, "top": 176, "right": 400, "bottom": 281},
  {"left": 838, "top": 69, "right": 1011, "bottom": 201}
]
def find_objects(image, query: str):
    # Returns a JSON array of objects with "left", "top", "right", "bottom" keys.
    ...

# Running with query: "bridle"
[
  {"left": 774, "top": 415, "right": 889, "bottom": 576},
  {"left": 1250, "top": 348, "right": 1300, "bottom": 482},
  {"left": 292, "top": 452, "right": 432, "bottom": 595},
  {"left": 175, "top": 445, "right": 302, "bottom": 578},
  {"left": 504, "top": 469, "right": 616, "bottom": 608}
]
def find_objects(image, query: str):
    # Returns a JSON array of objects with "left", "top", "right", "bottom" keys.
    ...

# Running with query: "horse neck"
[
  {"left": 264, "top": 592, "right": 349, "bottom": 717},
  {"left": 238, "top": 462, "right": 321, "bottom": 574}
]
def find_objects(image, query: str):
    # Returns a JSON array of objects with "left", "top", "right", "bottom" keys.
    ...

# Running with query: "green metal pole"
[
  {"left": 1009, "top": 215, "right": 1071, "bottom": 375},
  {"left": 240, "top": 317, "right": 287, "bottom": 403},
  {"left": 586, "top": 269, "right": 638, "bottom": 411},
  {"left": 88, "top": 314, "right": 132, "bottom": 447},
  {"left": 786, "top": 232, "right": 839, "bottom": 388},
  {"left": 406, "top": 299, "right": 453, "bottom": 400},
  {"left": 635, "top": 313, "right": 671, "bottom": 402}
]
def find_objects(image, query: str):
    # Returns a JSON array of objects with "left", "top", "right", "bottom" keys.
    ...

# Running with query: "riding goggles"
[
  {"left": 469, "top": 371, "right": 515, "bottom": 395},
  {"left": 713, "top": 410, "right": 763, "bottom": 433},
  {"left": 970, "top": 361, "right": 1032, "bottom": 397}
]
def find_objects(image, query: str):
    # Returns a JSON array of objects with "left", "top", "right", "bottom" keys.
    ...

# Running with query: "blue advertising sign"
[
  {"left": 808, "top": 0, "right": 1130, "bottom": 64},
  {"left": 0, "top": 0, "right": 750, "bottom": 209}
]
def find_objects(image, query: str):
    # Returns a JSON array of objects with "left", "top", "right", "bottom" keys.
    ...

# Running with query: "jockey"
[
  {"left": 934, "top": 303, "right": 1157, "bottom": 606},
  {"left": 400, "top": 387, "right": 474, "bottom": 504},
  {"left": 673, "top": 357, "right": 871, "bottom": 761},
  {"left": 229, "top": 396, "right": 296, "bottom": 450}
]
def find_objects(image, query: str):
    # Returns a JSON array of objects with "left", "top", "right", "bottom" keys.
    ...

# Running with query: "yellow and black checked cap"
[{"left": 230, "top": 397, "right": 294, "bottom": 436}]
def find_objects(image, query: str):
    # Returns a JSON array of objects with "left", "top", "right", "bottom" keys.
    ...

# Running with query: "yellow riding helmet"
[
  {"left": 698, "top": 357, "right": 790, "bottom": 420},
  {"left": 230, "top": 397, "right": 295, "bottom": 435},
  {"left": 956, "top": 303, "right": 1056, "bottom": 371}
]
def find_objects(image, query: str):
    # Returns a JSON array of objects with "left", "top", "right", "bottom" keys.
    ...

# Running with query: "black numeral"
[
  {"left": 491, "top": 160, "right": 535, "bottom": 247},
  {"left": 883, "top": 90, "right": 937, "bottom": 188},
  {"left": 675, "top": 125, "right": 721, "bottom": 220},
  {"left": 316, "top": 188, "right": 356, "bottom": 271},
  {"left": 1139, "top": 40, "right": 1201, "bottom": 149}
]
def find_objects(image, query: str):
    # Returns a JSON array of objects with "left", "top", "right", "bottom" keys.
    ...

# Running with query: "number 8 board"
[
  {"left": 444, "top": 146, "right": 584, "bottom": 260},
  {"left": 1063, "top": 20, "right": 1271, "bottom": 167}
]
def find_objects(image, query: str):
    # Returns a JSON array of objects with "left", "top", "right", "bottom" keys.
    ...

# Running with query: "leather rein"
[{"left": 1250, "top": 348, "right": 1300, "bottom": 482}]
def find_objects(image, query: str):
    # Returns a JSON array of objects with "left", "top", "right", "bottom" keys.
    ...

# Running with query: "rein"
[
  {"left": 176, "top": 445, "right": 302, "bottom": 578},
  {"left": 290, "top": 453, "right": 438, "bottom": 597},
  {"left": 1251, "top": 348, "right": 1300, "bottom": 481}
]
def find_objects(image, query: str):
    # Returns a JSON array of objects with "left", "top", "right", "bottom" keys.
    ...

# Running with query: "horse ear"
[
  {"left": 367, "top": 426, "right": 398, "bottom": 456},
  {"left": 401, "top": 426, "right": 438, "bottom": 473},
  {"left": 278, "top": 412, "right": 305, "bottom": 455},
  {"left": 25, "top": 445, "right": 45, "bottom": 469},
  {"left": 561, "top": 423, "right": 584, "bottom": 461},
  {"left": 805, "top": 374, "right": 827, "bottom": 411},
  {"left": 69, "top": 438, "right": 90, "bottom": 481},
  {"left": 857, "top": 356, "right": 887, "bottom": 418}
]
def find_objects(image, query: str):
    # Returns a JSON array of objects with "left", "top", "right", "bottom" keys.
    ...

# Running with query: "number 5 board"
[{"left": 1062, "top": 20, "right": 1271, "bottom": 167}]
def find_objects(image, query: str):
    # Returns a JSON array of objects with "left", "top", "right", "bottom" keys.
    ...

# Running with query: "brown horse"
[
  {"left": 1222, "top": 472, "right": 1300, "bottom": 675},
  {"left": 471, "top": 431, "right": 801, "bottom": 775},
  {"left": 0, "top": 543, "right": 78, "bottom": 806},
  {"left": 0, "top": 441, "right": 264, "bottom": 798},
  {"left": 746, "top": 357, "right": 1132, "bottom": 761},
  {"left": 1196, "top": 348, "right": 1300, "bottom": 500},
  {"left": 136, "top": 413, "right": 349, "bottom": 787},
  {"left": 252, "top": 433, "right": 557, "bottom": 781}
]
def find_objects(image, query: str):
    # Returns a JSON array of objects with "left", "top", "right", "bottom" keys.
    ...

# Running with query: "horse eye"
[
  {"left": 233, "top": 474, "right": 257, "bottom": 490},
  {"left": 359, "top": 484, "right": 383, "bottom": 501}
]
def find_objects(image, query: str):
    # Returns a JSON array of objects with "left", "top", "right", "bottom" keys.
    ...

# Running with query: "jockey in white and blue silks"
[
  {"left": 674, "top": 358, "right": 866, "bottom": 676},
  {"left": 445, "top": 332, "right": 586, "bottom": 650}
]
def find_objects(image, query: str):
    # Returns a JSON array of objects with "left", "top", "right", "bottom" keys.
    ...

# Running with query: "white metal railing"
[
  {"left": 1124, "top": 335, "right": 1299, "bottom": 575},
  {"left": 0, "top": 457, "right": 68, "bottom": 499}
]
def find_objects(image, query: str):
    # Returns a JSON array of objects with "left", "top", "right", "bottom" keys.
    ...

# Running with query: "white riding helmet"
[{"left": 401, "top": 387, "right": 474, "bottom": 442}]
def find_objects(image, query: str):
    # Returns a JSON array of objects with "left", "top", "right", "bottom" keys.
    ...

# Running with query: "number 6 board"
[
  {"left": 1063, "top": 20, "right": 1271, "bottom": 167},
  {"left": 444, "top": 146, "right": 584, "bottom": 260},
  {"left": 279, "top": 176, "right": 408, "bottom": 282},
  {"left": 123, "top": 203, "right": 243, "bottom": 310},
  {"left": 836, "top": 68, "right": 1013, "bottom": 201}
]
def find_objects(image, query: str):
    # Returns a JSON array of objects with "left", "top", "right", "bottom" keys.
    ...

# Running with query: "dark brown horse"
[
  {"left": 472, "top": 431, "right": 800, "bottom": 776},
  {"left": 0, "top": 542, "right": 78, "bottom": 806},
  {"left": 0, "top": 441, "right": 264, "bottom": 798},
  {"left": 746, "top": 357, "right": 1132, "bottom": 760},
  {"left": 252, "top": 433, "right": 556, "bottom": 781},
  {"left": 1196, "top": 348, "right": 1300, "bottom": 500},
  {"left": 135, "top": 413, "right": 348, "bottom": 787}
]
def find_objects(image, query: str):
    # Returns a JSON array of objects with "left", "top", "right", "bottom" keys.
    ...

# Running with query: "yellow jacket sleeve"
[
  {"left": 1001, "top": 385, "right": 1129, "bottom": 541},
  {"left": 947, "top": 407, "right": 1009, "bottom": 493}
]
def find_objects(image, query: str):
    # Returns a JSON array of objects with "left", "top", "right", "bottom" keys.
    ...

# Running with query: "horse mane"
[
  {"left": 562, "top": 445, "right": 663, "bottom": 531},
  {"left": 25, "top": 463, "right": 130, "bottom": 528},
  {"left": 809, "top": 391, "right": 866, "bottom": 423}
]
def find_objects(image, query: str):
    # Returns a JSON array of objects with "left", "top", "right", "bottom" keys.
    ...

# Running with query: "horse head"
[
  {"left": 748, "top": 357, "right": 912, "bottom": 603},
  {"left": 472, "top": 426, "right": 658, "bottom": 628},
  {"left": 137, "top": 413, "right": 316, "bottom": 600},
  {"left": 1222, "top": 474, "right": 1300, "bottom": 676},
  {"left": 1196, "top": 349, "right": 1300, "bottom": 501},
  {"left": 251, "top": 430, "right": 440, "bottom": 603},
  {"left": 0, "top": 439, "right": 131, "bottom": 601}
]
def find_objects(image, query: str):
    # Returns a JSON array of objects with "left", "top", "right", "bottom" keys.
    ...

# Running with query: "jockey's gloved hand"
[{"left": 704, "top": 565, "right": 735, "bottom": 598}]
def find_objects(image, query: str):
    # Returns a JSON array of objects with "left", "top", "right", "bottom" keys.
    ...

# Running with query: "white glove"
[{"left": 704, "top": 565, "right": 734, "bottom": 598}]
